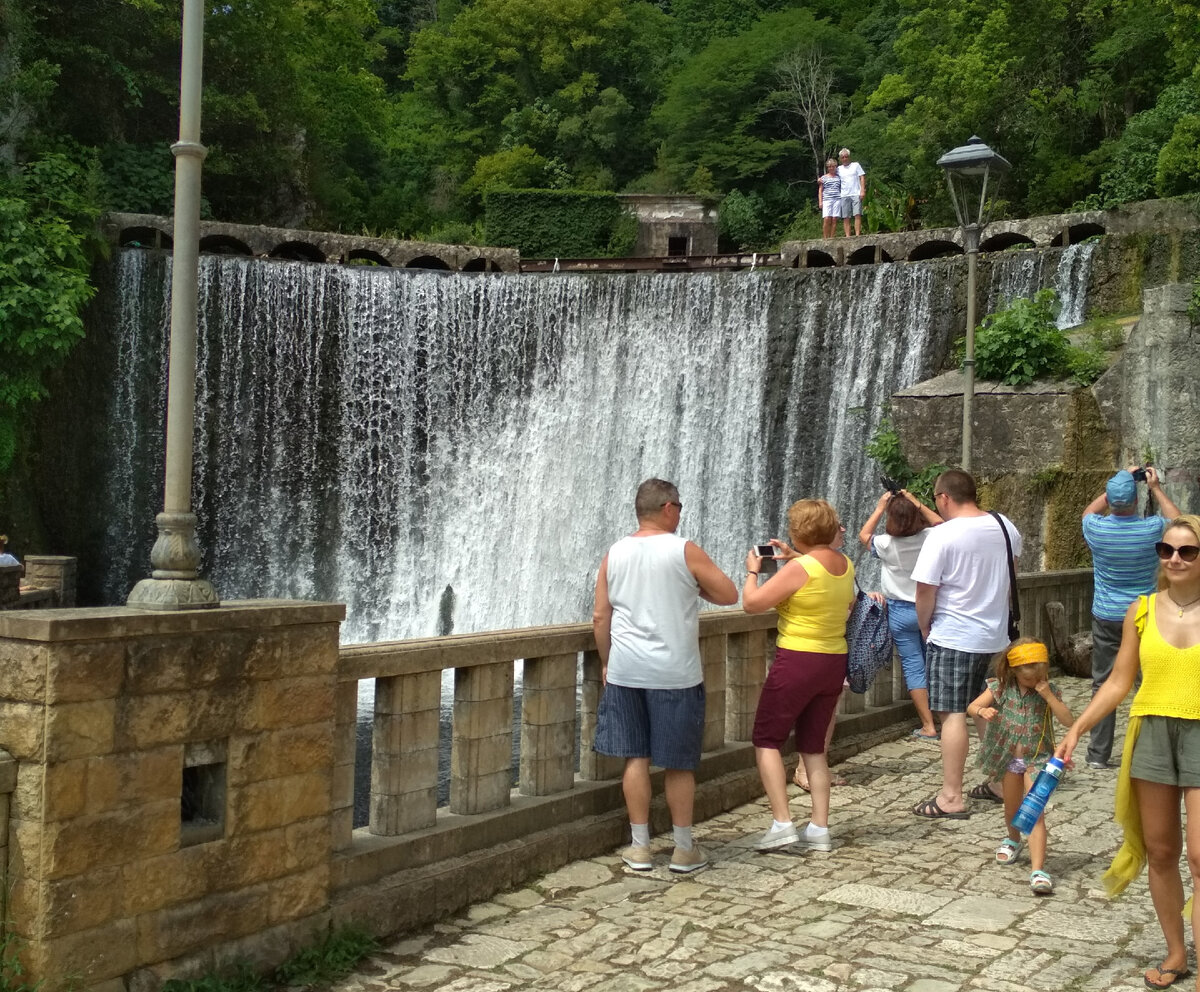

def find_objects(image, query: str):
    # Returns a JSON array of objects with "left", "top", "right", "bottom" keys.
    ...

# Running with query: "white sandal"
[{"left": 995, "top": 838, "right": 1022, "bottom": 864}]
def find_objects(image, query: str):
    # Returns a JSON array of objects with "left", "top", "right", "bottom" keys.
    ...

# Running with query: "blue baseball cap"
[{"left": 1106, "top": 470, "right": 1137, "bottom": 508}]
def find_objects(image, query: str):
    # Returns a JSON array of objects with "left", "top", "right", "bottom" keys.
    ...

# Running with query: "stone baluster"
[
  {"left": 839, "top": 684, "right": 865, "bottom": 714},
  {"left": 866, "top": 652, "right": 896, "bottom": 707},
  {"left": 370, "top": 671, "right": 440, "bottom": 835},
  {"left": 579, "top": 650, "right": 623, "bottom": 781},
  {"left": 700, "top": 633, "right": 727, "bottom": 752},
  {"left": 725, "top": 629, "right": 768, "bottom": 741},
  {"left": 331, "top": 680, "right": 358, "bottom": 849},
  {"left": 519, "top": 653, "right": 576, "bottom": 796},
  {"left": 451, "top": 661, "right": 513, "bottom": 814}
]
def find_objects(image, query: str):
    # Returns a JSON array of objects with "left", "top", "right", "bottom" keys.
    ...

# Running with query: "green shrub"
[
  {"left": 1156, "top": 113, "right": 1200, "bottom": 197},
  {"left": 484, "top": 189, "right": 628, "bottom": 258},
  {"left": 718, "top": 189, "right": 767, "bottom": 251},
  {"left": 864, "top": 413, "right": 947, "bottom": 503},
  {"left": 974, "top": 289, "right": 1070, "bottom": 386}
]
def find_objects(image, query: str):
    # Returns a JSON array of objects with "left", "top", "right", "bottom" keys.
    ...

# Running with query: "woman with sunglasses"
[{"left": 1056, "top": 515, "right": 1200, "bottom": 991}]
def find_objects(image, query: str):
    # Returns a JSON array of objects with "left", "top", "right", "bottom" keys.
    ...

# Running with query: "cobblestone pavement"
[{"left": 332, "top": 677, "right": 1188, "bottom": 992}]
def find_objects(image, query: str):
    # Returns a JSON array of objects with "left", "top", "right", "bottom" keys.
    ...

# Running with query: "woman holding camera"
[
  {"left": 743, "top": 499, "right": 855, "bottom": 852},
  {"left": 858, "top": 488, "right": 944, "bottom": 741}
]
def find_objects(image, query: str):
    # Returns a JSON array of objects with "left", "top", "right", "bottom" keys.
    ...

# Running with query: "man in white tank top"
[{"left": 592, "top": 479, "right": 737, "bottom": 874}]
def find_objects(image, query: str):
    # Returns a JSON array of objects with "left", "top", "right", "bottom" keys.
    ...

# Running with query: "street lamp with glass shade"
[{"left": 936, "top": 135, "right": 1011, "bottom": 473}]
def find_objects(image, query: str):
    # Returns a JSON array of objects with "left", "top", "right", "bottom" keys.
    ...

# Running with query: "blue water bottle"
[{"left": 1011, "top": 756, "right": 1065, "bottom": 834}]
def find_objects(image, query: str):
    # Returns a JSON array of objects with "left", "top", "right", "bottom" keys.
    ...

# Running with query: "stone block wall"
[{"left": 0, "top": 600, "right": 343, "bottom": 991}]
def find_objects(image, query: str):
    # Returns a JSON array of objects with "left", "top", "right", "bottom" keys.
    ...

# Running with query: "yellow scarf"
[{"left": 1102, "top": 715, "right": 1144, "bottom": 897}]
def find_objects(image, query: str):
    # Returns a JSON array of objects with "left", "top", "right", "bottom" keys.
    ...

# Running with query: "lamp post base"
[
  {"left": 126, "top": 511, "right": 221, "bottom": 610},
  {"left": 127, "top": 576, "right": 221, "bottom": 610}
]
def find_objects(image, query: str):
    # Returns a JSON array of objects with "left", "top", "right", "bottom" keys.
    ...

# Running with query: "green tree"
[
  {"left": 0, "top": 152, "right": 100, "bottom": 471},
  {"left": 651, "top": 8, "right": 865, "bottom": 191},
  {"left": 403, "top": 0, "right": 674, "bottom": 224}
]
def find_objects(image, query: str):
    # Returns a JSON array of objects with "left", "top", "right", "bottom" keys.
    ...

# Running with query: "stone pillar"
[
  {"left": 451, "top": 662, "right": 513, "bottom": 814},
  {"left": 700, "top": 633, "right": 726, "bottom": 752},
  {"left": 726, "top": 629, "right": 768, "bottom": 742},
  {"left": 579, "top": 651, "right": 622, "bottom": 781},
  {"left": 23, "top": 555, "right": 77, "bottom": 607},
  {"left": 519, "top": 653, "right": 576, "bottom": 796},
  {"left": 369, "top": 672, "right": 440, "bottom": 835},
  {"left": 867, "top": 654, "right": 896, "bottom": 707},
  {"left": 331, "top": 680, "right": 358, "bottom": 849},
  {"left": 0, "top": 749, "right": 14, "bottom": 925},
  {"left": 0, "top": 564, "right": 18, "bottom": 606},
  {"left": 839, "top": 686, "right": 865, "bottom": 713},
  {"left": 0, "top": 601, "right": 343, "bottom": 991}
]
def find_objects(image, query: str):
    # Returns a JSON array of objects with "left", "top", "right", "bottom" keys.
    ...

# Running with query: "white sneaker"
[
  {"left": 796, "top": 830, "right": 833, "bottom": 852},
  {"left": 620, "top": 844, "right": 653, "bottom": 870},
  {"left": 754, "top": 823, "right": 799, "bottom": 851},
  {"left": 669, "top": 844, "right": 708, "bottom": 873}
]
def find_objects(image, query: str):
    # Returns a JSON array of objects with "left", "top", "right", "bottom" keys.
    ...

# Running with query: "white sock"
[
  {"left": 770, "top": 819, "right": 794, "bottom": 832},
  {"left": 630, "top": 822, "right": 650, "bottom": 847},
  {"left": 805, "top": 822, "right": 829, "bottom": 837},
  {"left": 672, "top": 825, "right": 693, "bottom": 851}
]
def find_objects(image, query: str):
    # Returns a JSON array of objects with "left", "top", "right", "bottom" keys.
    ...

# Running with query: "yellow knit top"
[
  {"left": 1129, "top": 594, "right": 1200, "bottom": 720},
  {"left": 775, "top": 554, "right": 855, "bottom": 654}
]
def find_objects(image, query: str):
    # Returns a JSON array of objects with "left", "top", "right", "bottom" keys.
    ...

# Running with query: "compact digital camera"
[
  {"left": 1132, "top": 466, "right": 1150, "bottom": 482},
  {"left": 880, "top": 475, "right": 903, "bottom": 495}
]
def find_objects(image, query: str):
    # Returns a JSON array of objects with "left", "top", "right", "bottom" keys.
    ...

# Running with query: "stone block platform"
[{"left": 330, "top": 677, "right": 1166, "bottom": 992}]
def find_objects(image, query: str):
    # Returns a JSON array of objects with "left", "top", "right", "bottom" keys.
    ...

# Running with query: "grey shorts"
[
  {"left": 1130, "top": 715, "right": 1200, "bottom": 787},
  {"left": 593, "top": 682, "right": 706, "bottom": 770},
  {"left": 840, "top": 195, "right": 861, "bottom": 218},
  {"left": 926, "top": 642, "right": 992, "bottom": 714}
]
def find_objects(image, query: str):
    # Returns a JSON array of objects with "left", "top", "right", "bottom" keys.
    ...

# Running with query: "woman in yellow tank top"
[
  {"left": 1057, "top": 515, "right": 1200, "bottom": 991},
  {"left": 742, "top": 499, "right": 856, "bottom": 853}
]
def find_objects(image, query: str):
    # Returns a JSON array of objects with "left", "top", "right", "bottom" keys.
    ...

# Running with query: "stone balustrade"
[{"left": 0, "top": 569, "right": 1095, "bottom": 990}]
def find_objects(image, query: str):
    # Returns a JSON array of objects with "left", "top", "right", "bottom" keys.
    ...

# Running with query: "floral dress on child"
[{"left": 977, "top": 677, "right": 1062, "bottom": 779}]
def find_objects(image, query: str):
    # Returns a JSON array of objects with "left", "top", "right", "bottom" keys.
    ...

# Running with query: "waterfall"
[
  {"left": 84, "top": 244, "right": 1095, "bottom": 642},
  {"left": 984, "top": 242, "right": 1098, "bottom": 329}
]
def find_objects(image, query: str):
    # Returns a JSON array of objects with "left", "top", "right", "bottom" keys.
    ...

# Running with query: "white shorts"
[{"left": 821, "top": 201, "right": 839, "bottom": 218}]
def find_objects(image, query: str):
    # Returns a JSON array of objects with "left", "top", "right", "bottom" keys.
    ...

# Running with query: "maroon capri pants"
[{"left": 751, "top": 647, "right": 847, "bottom": 753}]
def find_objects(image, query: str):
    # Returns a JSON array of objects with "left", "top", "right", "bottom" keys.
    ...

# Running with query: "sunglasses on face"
[{"left": 1155, "top": 541, "right": 1200, "bottom": 562}]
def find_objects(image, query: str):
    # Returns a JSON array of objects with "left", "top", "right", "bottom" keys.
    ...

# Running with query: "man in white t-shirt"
[
  {"left": 910, "top": 469, "right": 1022, "bottom": 818},
  {"left": 837, "top": 148, "right": 866, "bottom": 237},
  {"left": 592, "top": 478, "right": 737, "bottom": 874}
]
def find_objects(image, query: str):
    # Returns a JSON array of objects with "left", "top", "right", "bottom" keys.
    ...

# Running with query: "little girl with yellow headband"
[{"left": 966, "top": 637, "right": 1076, "bottom": 894}]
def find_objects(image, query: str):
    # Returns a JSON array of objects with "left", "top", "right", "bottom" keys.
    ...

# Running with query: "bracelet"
[{"left": 747, "top": 571, "right": 760, "bottom": 576}]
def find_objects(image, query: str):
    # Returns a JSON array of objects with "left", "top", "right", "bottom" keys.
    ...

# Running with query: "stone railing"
[
  {"left": 327, "top": 566, "right": 1096, "bottom": 934},
  {"left": 0, "top": 568, "right": 1094, "bottom": 990}
]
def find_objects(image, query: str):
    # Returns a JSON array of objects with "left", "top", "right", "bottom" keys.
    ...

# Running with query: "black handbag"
[{"left": 988, "top": 510, "right": 1021, "bottom": 641}]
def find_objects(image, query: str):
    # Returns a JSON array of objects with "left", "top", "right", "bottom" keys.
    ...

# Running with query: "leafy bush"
[
  {"left": 864, "top": 413, "right": 947, "bottom": 503},
  {"left": 973, "top": 289, "right": 1070, "bottom": 386},
  {"left": 484, "top": 189, "right": 628, "bottom": 257},
  {"left": 0, "top": 151, "right": 102, "bottom": 472},
  {"left": 1156, "top": 113, "right": 1200, "bottom": 197},
  {"left": 718, "top": 189, "right": 767, "bottom": 251}
]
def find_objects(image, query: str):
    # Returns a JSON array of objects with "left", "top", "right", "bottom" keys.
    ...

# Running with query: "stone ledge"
[{"left": 0, "top": 600, "right": 345, "bottom": 643}]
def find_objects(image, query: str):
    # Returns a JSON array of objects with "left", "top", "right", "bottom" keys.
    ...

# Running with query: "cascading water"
[
  {"left": 985, "top": 241, "right": 1098, "bottom": 329},
  {"left": 82, "top": 242, "right": 1096, "bottom": 643}
]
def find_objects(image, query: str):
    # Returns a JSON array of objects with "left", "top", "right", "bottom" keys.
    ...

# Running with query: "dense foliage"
[
  {"left": 0, "top": 152, "right": 101, "bottom": 472},
  {"left": 485, "top": 190, "right": 637, "bottom": 257},
  {"left": 3, "top": 0, "right": 1199, "bottom": 244}
]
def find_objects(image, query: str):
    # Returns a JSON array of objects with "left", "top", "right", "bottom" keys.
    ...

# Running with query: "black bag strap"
[{"left": 988, "top": 510, "right": 1019, "bottom": 625}]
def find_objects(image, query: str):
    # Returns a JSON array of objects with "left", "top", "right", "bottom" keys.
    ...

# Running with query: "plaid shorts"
[{"left": 926, "top": 642, "right": 992, "bottom": 713}]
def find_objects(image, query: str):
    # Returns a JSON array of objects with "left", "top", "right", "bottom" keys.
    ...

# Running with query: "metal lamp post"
[
  {"left": 936, "top": 136, "right": 1011, "bottom": 473},
  {"left": 127, "top": 0, "right": 219, "bottom": 610}
]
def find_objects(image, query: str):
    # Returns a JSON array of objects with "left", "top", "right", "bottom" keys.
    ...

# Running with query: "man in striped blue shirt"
[{"left": 1081, "top": 466, "right": 1179, "bottom": 767}]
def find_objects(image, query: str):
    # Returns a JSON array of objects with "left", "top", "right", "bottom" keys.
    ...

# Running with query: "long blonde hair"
[{"left": 1158, "top": 515, "right": 1200, "bottom": 591}]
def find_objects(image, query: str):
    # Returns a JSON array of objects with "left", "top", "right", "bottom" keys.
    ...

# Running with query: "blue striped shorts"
[{"left": 593, "top": 682, "right": 706, "bottom": 770}]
